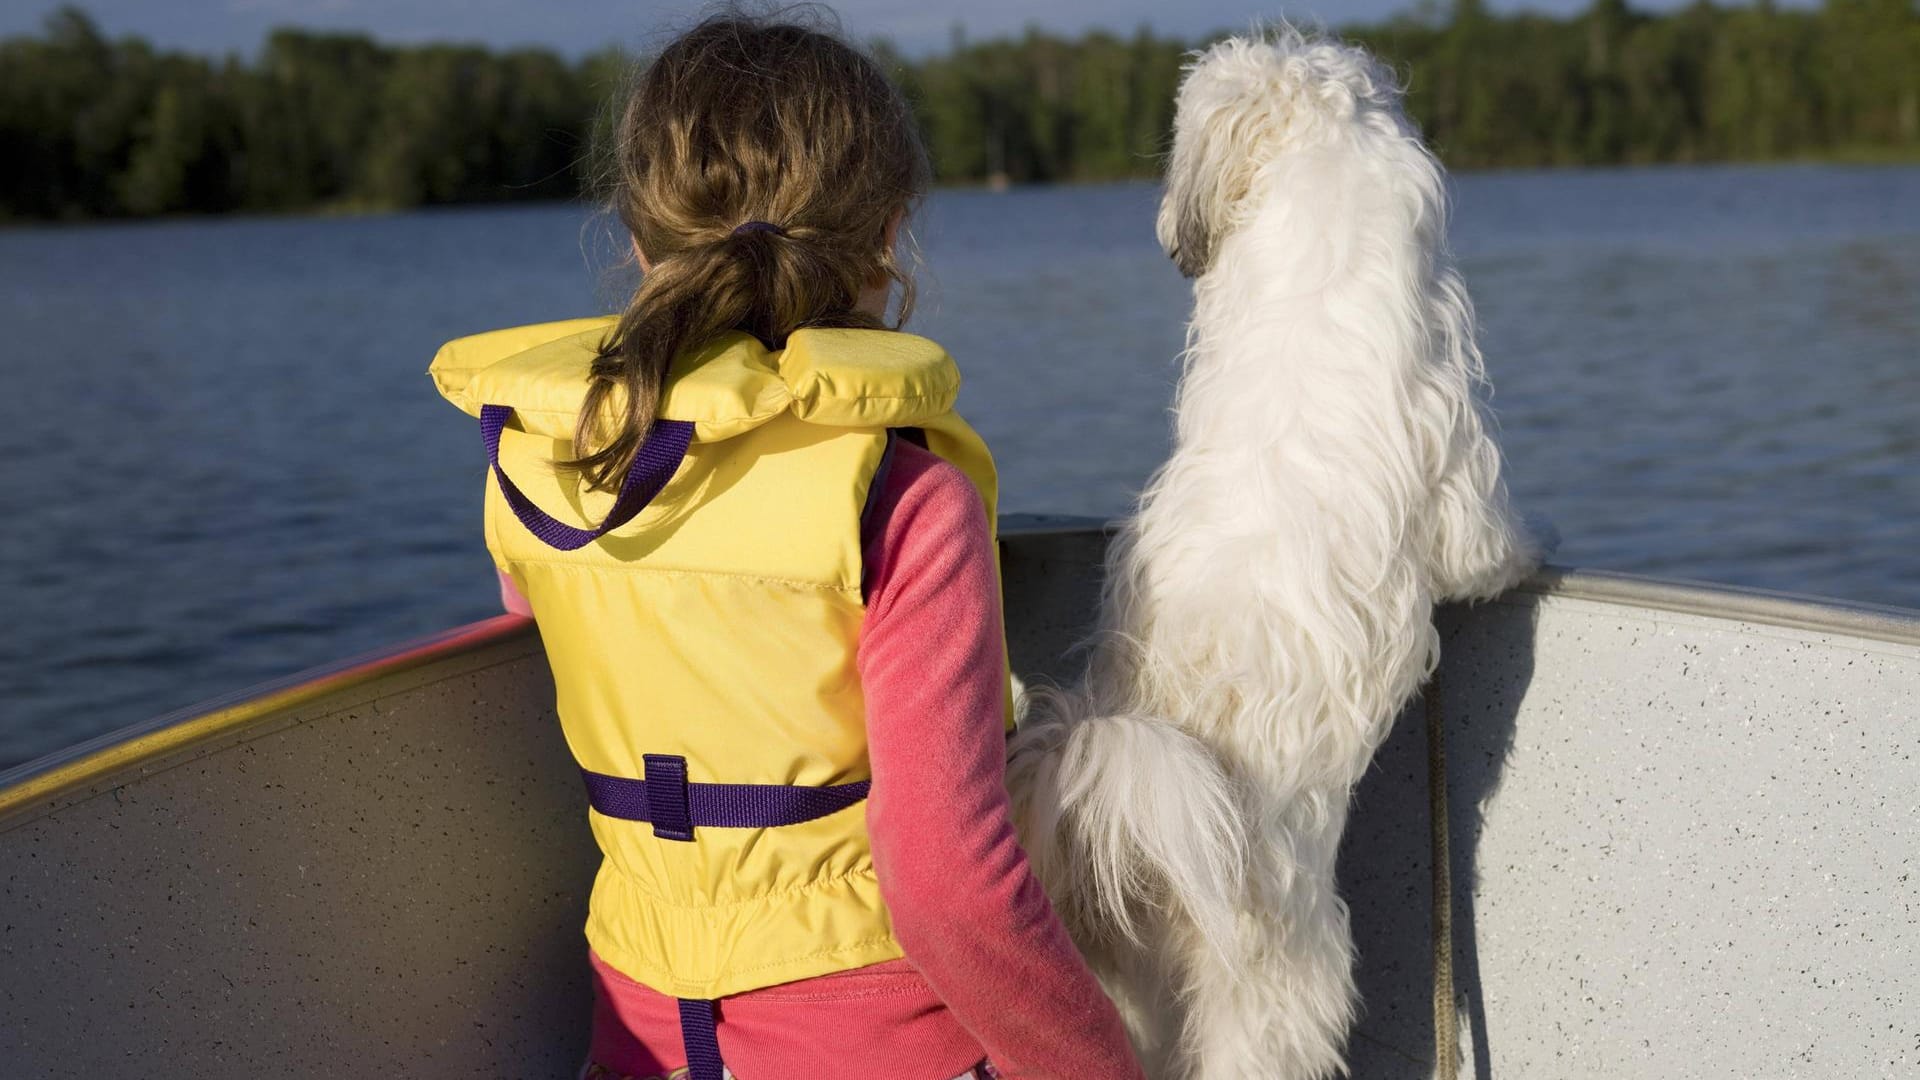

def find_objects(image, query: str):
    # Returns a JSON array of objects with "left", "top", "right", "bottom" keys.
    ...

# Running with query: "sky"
[{"left": 3, "top": 0, "right": 1734, "bottom": 58}]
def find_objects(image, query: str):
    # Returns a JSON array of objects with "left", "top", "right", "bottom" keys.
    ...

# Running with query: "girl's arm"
[{"left": 860, "top": 444, "right": 1145, "bottom": 1080}]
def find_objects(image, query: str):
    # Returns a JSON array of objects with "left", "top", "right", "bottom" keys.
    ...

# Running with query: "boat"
[{"left": 3, "top": 517, "right": 1915, "bottom": 1077}]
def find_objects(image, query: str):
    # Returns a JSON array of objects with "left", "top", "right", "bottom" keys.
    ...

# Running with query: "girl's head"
[{"left": 570, "top": 12, "right": 930, "bottom": 491}]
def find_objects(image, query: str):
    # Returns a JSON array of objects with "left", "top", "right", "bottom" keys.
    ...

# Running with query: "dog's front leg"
[
  {"left": 1422, "top": 438, "right": 1540, "bottom": 602},
  {"left": 1417, "top": 290, "right": 1545, "bottom": 602}
]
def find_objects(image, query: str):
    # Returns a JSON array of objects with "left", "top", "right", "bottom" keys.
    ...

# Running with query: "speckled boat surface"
[{"left": 3, "top": 519, "right": 1916, "bottom": 1078}]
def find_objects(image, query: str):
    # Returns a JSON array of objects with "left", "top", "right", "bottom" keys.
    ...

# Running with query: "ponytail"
[{"left": 562, "top": 16, "right": 929, "bottom": 494}]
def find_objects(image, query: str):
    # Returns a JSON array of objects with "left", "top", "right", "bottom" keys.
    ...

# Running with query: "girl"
[{"left": 432, "top": 13, "right": 1146, "bottom": 1080}]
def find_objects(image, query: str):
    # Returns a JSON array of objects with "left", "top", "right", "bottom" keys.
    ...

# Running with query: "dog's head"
[{"left": 1157, "top": 28, "right": 1407, "bottom": 278}]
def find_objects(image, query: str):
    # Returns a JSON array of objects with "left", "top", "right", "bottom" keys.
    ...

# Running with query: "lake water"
[{"left": 2, "top": 164, "right": 1917, "bottom": 769}]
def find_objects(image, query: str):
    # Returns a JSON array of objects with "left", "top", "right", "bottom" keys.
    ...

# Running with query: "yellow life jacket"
[{"left": 428, "top": 317, "right": 1008, "bottom": 1004}]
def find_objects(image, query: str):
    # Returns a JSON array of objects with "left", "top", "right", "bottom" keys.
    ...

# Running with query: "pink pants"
[
  {"left": 581, "top": 952, "right": 1000, "bottom": 1080},
  {"left": 576, "top": 1060, "right": 998, "bottom": 1068}
]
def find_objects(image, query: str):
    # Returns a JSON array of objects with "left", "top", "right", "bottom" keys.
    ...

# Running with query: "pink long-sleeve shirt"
[{"left": 499, "top": 441, "right": 1143, "bottom": 1080}]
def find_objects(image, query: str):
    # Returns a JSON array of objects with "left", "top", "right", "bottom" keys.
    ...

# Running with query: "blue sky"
[{"left": 5, "top": 0, "right": 1736, "bottom": 57}]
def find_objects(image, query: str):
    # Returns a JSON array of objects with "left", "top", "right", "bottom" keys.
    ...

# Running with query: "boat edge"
[
  {"left": 0, "top": 614, "right": 540, "bottom": 826},
  {"left": 5, "top": 517, "right": 1916, "bottom": 826}
]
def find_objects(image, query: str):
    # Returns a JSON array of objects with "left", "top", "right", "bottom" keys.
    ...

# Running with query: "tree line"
[{"left": 3, "top": 2, "right": 1916, "bottom": 221}]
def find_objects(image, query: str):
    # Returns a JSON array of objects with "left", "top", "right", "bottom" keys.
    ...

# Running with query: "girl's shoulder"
[
  {"left": 861, "top": 440, "right": 993, "bottom": 612},
  {"left": 872, "top": 440, "right": 986, "bottom": 537}
]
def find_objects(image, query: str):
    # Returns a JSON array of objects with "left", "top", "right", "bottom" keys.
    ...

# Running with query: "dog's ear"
[
  {"left": 1157, "top": 114, "right": 1217, "bottom": 278},
  {"left": 1156, "top": 38, "right": 1282, "bottom": 279},
  {"left": 1156, "top": 75, "right": 1230, "bottom": 279},
  {"left": 1158, "top": 130, "right": 1218, "bottom": 278}
]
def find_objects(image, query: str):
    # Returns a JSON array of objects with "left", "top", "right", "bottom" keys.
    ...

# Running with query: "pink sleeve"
[
  {"left": 498, "top": 568, "right": 533, "bottom": 617},
  {"left": 859, "top": 444, "right": 1145, "bottom": 1080}
]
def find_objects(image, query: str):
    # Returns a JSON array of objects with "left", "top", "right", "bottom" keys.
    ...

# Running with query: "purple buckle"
[{"left": 642, "top": 754, "right": 695, "bottom": 842}]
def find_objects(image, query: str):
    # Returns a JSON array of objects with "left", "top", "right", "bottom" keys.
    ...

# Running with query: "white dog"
[{"left": 1005, "top": 27, "right": 1543, "bottom": 1080}]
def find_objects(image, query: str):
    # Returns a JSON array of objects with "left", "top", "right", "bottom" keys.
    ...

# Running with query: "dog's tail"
[{"left": 1006, "top": 684, "right": 1248, "bottom": 970}]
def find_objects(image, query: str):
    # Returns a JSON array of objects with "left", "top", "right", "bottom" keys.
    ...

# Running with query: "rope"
[{"left": 1425, "top": 672, "right": 1458, "bottom": 1080}]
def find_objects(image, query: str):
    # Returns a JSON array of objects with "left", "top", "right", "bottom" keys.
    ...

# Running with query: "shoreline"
[{"left": 5, "top": 156, "right": 1920, "bottom": 231}]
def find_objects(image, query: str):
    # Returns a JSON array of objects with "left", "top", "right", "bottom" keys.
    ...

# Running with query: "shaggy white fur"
[{"left": 1006, "top": 27, "right": 1543, "bottom": 1080}]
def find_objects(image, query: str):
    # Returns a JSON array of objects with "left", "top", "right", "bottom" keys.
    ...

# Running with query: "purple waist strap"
[
  {"left": 587, "top": 754, "right": 866, "bottom": 1080},
  {"left": 581, "top": 753, "right": 870, "bottom": 842}
]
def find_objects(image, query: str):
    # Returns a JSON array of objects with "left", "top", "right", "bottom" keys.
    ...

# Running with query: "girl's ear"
[{"left": 631, "top": 234, "right": 651, "bottom": 273}]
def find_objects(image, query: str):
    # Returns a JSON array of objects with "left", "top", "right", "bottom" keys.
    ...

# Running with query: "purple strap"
[
  {"left": 677, "top": 998, "right": 724, "bottom": 1080},
  {"left": 859, "top": 428, "right": 900, "bottom": 540},
  {"left": 590, "top": 758, "right": 868, "bottom": 1080},
  {"left": 480, "top": 404, "right": 693, "bottom": 551},
  {"left": 581, "top": 758, "right": 870, "bottom": 841}
]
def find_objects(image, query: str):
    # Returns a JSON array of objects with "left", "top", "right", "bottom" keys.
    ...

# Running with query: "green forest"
[{"left": 3, "top": 2, "right": 1917, "bottom": 221}]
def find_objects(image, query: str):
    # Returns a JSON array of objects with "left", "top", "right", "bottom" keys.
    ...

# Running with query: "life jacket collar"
[{"left": 429, "top": 318, "right": 961, "bottom": 444}]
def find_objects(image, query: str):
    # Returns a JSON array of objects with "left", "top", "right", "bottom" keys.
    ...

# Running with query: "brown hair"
[{"left": 566, "top": 12, "right": 931, "bottom": 492}]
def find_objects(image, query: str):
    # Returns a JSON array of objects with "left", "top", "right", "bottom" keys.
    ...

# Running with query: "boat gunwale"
[
  {"left": 4, "top": 517, "right": 1917, "bottom": 826},
  {"left": 0, "top": 614, "right": 540, "bottom": 828},
  {"left": 1002, "top": 516, "right": 1920, "bottom": 649}
]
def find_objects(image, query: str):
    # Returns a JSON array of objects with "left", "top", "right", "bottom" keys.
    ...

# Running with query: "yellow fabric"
[
  {"left": 432, "top": 320, "right": 964, "bottom": 445},
  {"left": 428, "top": 318, "right": 1008, "bottom": 999}
]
